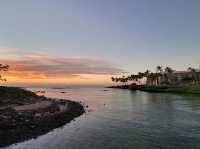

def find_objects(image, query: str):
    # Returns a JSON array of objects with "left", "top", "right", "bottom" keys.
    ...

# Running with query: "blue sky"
[{"left": 0, "top": 0, "right": 200, "bottom": 81}]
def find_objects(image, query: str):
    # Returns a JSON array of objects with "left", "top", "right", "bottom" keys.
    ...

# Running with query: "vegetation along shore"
[
  {"left": 0, "top": 86, "right": 85, "bottom": 147},
  {"left": 110, "top": 66, "right": 200, "bottom": 94}
]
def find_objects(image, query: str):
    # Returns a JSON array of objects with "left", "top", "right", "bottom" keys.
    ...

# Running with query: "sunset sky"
[{"left": 1, "top": 0, "right": 200, "bottom": 85}]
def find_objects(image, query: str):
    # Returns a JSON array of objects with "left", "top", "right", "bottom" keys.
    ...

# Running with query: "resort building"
[{"left": 146, "top": 69, "right": 200, "bottom": 86}]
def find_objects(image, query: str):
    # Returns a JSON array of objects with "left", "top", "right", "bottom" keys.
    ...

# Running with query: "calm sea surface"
[{"left": 2, "top": 87, "right": 200, "bottom": 149}]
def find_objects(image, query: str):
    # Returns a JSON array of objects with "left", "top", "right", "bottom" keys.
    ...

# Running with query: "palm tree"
[
  {"left": 147, "top": 73, "right": 156, "bottom": 86},
  {"left": 188, "top": 67, "right": 197, "bottom": 84},
  {"left": 127, "top": 75, "right": 132, "bottom": 82},
  {"left": 156, "top": 66, "right": 164, "bottom": 85},
  {"left": 165, "top": 67, "right": 173, "bottom": 74},
  {"left": 150, "top": 73, "right": 157, "bottom": 86},
  {"left": 156, "top": 66, "right": 163, "bottom": 73},
  {"left": 144, "top": 70, "right": 150, "bottom": 76},
  {"left": 111, "top": 77, "right": 115, "bottom": 83},
  {"left": 164, "top": 67, "right": 174, "bottom": 84},
  {"left": 143, "top": 70, "right": 151, "bottom": 86},
  {"left": 0, "top": 64, "right": 9, "bottom": 81},
  {"left": 138, "top": 72, "right": 145, "bottom": 79},
  {"left": 115, "top": 77, "right": 120, "bottom": 84},
  {"left": 155, "top": 73, "right": 162, "bottom": 86},
  {"left": 128, "top": 75, "right": 136, "bottom": 83},
  {"left": 120, "top": 76, "right": 128, "bottom": 85},
  {"left": 134, "top": 73, "right": 141, "bottom": 85}
]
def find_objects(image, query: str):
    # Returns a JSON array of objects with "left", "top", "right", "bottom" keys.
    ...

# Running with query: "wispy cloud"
[
  {"left": 1, "top": 51, "right": 125, "bottom": 80},
  {"left": 0, "top": 47, "right": 20, "bottom": 54}
]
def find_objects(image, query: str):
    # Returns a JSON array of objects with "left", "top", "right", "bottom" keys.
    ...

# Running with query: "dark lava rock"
[{"left": 0, "top": 87, "right": 85, "bottom": 148}]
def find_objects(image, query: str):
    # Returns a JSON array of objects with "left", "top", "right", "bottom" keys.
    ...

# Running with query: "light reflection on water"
[{"left": 2, "top": 87, "right": 200, "bottom": 149}]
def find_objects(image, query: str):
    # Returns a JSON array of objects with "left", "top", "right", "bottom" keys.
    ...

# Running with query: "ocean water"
[{"left": 2, "top": 87, "right": 200, "bottom": 149}]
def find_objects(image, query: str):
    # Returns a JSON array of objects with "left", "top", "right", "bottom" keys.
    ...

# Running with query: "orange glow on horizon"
[
  {"left": 3, "top": 74, "right": 113, "bottom": 85},
  {"left": 0, "top": 50, "right": 124, "bottom": 85}
]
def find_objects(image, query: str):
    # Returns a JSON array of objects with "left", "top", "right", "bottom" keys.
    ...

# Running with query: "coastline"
[
  {"left": 108, "top": 84, "right": 200, "bottom": 94},
  {"left": 0, "top": 86, "right": 85, "bottom": 148}
]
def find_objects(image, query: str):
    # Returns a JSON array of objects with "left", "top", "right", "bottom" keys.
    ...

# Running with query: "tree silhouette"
[
  {"left": 111, "top": 77, "right": 115, "bottom": 83},
  {"left": 187, "top": 67, "right": 199, "bottom": 84},
  {"left": 111, "top": 65, "right": 200, "bottom": 87},
  {"left": 156, "top": 65, "right": 163, "bottom": 73},
  {"left": 0, "top": 64, "right": 9, "bottom": 81},
  {"left": 164, "top": 66, "right": 174, "bottom": 84}
]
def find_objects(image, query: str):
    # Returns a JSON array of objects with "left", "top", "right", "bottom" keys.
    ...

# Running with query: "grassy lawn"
[
  {"left": 0, "top": 86, "right": 36, "bottom": 97},
  {"left": 139, "top": 85, "right": 200, "bottom": 94},
  {"left": 170, "top": 85, "right": 200, "bottom": 94}
]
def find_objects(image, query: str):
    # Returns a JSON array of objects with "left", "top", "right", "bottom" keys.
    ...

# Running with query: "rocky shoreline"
[{"left": 0, "top": 87, "right": 85, "bottom": 148}]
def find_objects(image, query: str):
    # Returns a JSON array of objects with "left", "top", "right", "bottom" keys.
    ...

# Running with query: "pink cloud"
[{"left": 1, "top": 53, "right": 126, "bottom": 79}]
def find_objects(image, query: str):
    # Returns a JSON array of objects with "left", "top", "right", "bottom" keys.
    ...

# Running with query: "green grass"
[
  {"left": 0, "top": 86, "right": 36, "bottom": 97},
  {"left": 140, "top": 85, "right": 200, "bottom": 94},
  {"left": 170, "top": 85, "right": 200, "bottom": 94}
]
